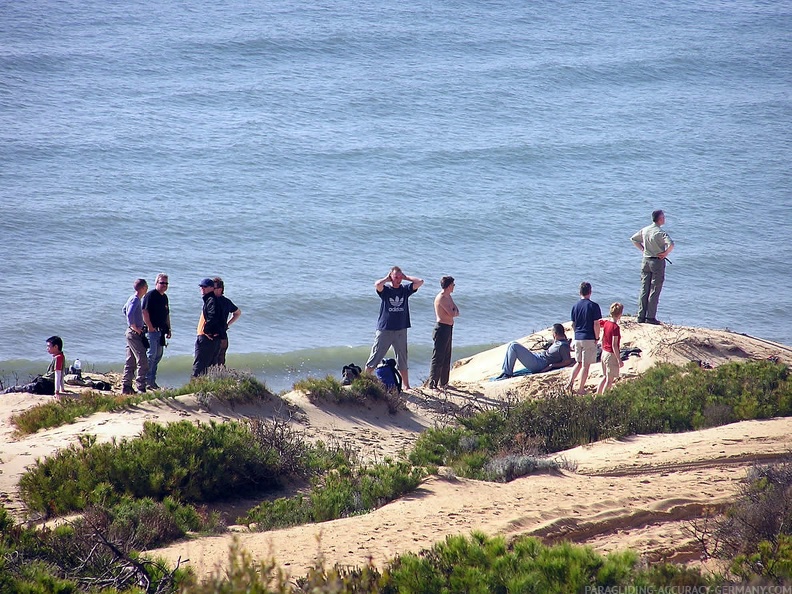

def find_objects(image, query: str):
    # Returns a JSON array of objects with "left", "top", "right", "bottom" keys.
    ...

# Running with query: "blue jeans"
[
  {"left": 502, "top": 342, "right": 547, "bottom": 376},
  {"left": 146, "top": 331, "right": 164, "bottom": 386}
]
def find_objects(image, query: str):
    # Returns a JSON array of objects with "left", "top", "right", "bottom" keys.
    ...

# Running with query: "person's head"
[
  {"left": 609, "top": 302, "right": 624, "bottom": 320},
  {"left": 46, "top": 335, "right": 63, "bottom": 354},
  {"left": 440, "top": 275, "right": 455, "bottom": 291},
  {"left": 552, "top": 323, "right": 567, "bottom": 340},
  {"left": 652, "top": 209, "right": 665, "bottom": 225},
  {"left": 579, "top": 281, "right": 592, "bottom": 297},
  {"left": 199, "top": 278, "right": 215, "bottom": 295},
  {"left": 389, "top": 266, "right": 404, "bottom": 285},
  {"left": 213, "top": 276, "right": 224, "bottom": 296},
  {"left": 134, "top": 278, "right": 148, "bottom": 297},
  {"left": 155, "top": 273, "right": 169, "bottom": 294}
]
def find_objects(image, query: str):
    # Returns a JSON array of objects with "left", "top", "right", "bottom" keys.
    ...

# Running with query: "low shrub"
[
  {"left": 11, "top": 368, "right": 272, "bottom": 435},
  {"left": 410, "top": 361, "right": 792, "bottom": 479},
  {"left": 241, "top": 459, "right": 425, "bottom": 530},
  {"left": 182, "top": 532, "right": 717, "bottom": 593},
  {"left": 0, "top": 502, "right": 191, "bottom": 593},
  {"left": 11, "top": 390, "right": 151, "bottom": 436},
  {"left": 19, "top": 420, "right": 288, "bottom": 516},
  {"left": 709, "top": 458, "right": 792, "bottom": 583},
  {"left": 184, "top": 367, "right": 273, "bottom": 407},
  {"left": 295, "top": 373, "right": 404, "bottom": 413}
]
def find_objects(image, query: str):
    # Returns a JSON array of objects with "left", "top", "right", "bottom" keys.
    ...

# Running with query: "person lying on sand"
[{"left": 495, "top": 324, "right": 574, "bottom": 380}]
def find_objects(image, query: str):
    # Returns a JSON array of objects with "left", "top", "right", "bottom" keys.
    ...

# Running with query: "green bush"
[
  {"left": 19, "top": 420, "right": 287, "bottom": 515},
  {"left": 182, "top": 532, "right": 717, "bottom": 593},
  {"left": 410, "top": 361, "right": 792, "bottom": 479},
  {"left": 11, "top": 368, "right": 272, "bottom": 436},
  {"left": 0, "top": 502, "right": 192, "bottom": 593},
  {"left": 183, "top": 367, "right": 273, "bottom": 407},
  {"left": 11, "top": 391, "right": 151, "bottom": 436},
  {"left": 295, "top": 373, "right": 403, "bottom": 413},
  {"left": 241, "top": 460, "right": 425, "bottom": 530}
]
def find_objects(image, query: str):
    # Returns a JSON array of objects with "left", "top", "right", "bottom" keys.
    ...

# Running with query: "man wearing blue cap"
[{"left": 193, "top": 278, "right": 224, "bottom": 377}]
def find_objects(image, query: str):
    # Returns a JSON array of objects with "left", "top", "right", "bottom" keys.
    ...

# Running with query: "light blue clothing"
[
  {"left": 501, "top": 339, "right": 572, "bottom": 376},
  {"left": 123, "top": 294, "right": 145, "bottom": 329},
  {"left": 146, "top": 330, "right": 164, "bottom": 386}
]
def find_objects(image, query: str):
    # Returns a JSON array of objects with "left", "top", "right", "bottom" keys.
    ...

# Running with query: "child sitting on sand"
[
  {"left": 1, "top": 336, "right": 66, "bottom": 396},
  {"left": 597, "top": 303, "right": 623, "bottom": 394}
]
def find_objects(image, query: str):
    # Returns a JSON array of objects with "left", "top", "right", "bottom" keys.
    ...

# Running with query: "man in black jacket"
[{"left": 192, "top": 278, "right": 224, "bottom": 377}]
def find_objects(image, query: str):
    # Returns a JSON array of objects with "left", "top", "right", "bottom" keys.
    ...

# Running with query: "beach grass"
[
  {"left": 240, "top": 458, "right": 425, "bottom": 530},
  {"left": 294, "top": 372, "right": 404, "bottom": 413},
  {"left": 410, "top": 360, "right": 792, "bottom": 480},
  {"left": 10, "top": 367, "right": 273, "bottom": 436}
]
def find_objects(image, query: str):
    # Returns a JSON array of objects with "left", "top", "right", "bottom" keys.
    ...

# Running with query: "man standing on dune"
[
  {"left": 427, "top": 275, "right": 459, "bottom": 391},
  {"left": 365, "top": 266, "right": 424, "bottom": 391},
  {"left": 142, "top": 273, "right": 171, "bottom": 390},
  {"left": 193, "top": 278, "right": 224, "bottom": 377},
  {"left": 566, "top": 281, "right": 601, "bottom": 395},
  {"left": 631, "top": 209, "right": 674, "bottom": 324}
]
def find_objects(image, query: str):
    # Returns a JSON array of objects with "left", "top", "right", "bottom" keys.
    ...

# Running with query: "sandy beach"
[{"left": 1, "top": 317, "right": 791, "bottom": 579}]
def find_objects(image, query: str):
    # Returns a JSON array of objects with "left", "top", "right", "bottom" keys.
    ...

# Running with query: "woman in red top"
[{"left": 597, "top": 303, "right": 624, "bottom": 394}]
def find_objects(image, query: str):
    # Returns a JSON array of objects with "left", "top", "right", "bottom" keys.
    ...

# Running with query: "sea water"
[{"left": 1, "top": 0, "right": 790, "bottom": 392}]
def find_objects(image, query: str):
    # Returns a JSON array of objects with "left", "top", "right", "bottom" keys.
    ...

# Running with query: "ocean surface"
[{"left": 1, "top": 0, "right": 790, "bottom": 392}]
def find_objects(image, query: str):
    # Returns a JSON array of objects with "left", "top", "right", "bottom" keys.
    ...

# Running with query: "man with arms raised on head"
[
  {"left": 631, "top": 209, "right": 674, "bottom": 324},
  {"left": 566, "top": 281, "right": 602, "bottom": 395},
  {"left": 142, "top": 273, "right": 171, "bottom": 390},
  {"left": 365, "top": 266, "right": 424, "bottom": 391}
]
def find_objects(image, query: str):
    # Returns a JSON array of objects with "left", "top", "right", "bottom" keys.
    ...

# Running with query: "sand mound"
[{"left": 2, "top": 321, "right": 791, "bottom": 578}]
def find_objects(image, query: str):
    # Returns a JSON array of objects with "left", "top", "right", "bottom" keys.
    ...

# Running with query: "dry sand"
[{"left": 1, "top": 318, "right": 791, "bottom": 579}]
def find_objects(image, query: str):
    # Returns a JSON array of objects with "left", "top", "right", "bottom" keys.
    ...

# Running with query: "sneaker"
[
  {"left": 637, "top": 317, "right": 646, "bottom": 323},
  {"left": 645, "top": 318, "right": 662, "bottom": 325},
  {"left": 147, "top": 382, "right": 160, "bottom": 390},
  {"left": 494, "top": 372, "right": 513, "bottom": 381},
  {"left": 121, "top": 386, "right": 134, "bottom": 395},
  {"left": 135, "top": 387, "right": 147, "bottom": 394}
]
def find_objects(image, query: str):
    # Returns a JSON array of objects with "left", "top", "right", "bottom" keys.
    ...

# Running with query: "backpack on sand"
[
  {"left": 341, "top": 363, "right": 362, "bottom": 385},
  {"left": 375, "top": 358, "right": 402, "bottom": 393}
]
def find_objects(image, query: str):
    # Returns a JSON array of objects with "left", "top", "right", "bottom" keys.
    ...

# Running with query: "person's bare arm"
[
  {"left": 594, "top": 318, "right": 601, "bottom": 341},
  {"left": 374, "top": 275, "right": 391, "bottom": 292},
  {"left": 165, "top": 314, "right": 172, "bottom": 338},
  {"left": 404, "top": 274, "right": 424, "bottom": 290},
  {"left": 228, "top": 309, "right": 241, "bottom": 327}
]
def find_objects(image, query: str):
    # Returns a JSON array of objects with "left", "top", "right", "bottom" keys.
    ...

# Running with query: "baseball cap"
[{"left": 198, "top": 278, "right": 215, "bottom": 288}]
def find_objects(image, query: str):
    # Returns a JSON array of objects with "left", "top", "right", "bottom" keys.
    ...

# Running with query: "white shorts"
[{"left": 573, "top": 339, "right": 597, "bottom": 367}]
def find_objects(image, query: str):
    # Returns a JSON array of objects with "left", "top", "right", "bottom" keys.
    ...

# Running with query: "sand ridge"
[{"left": 1, "top": 320, "right": 790, "bottom": 578}]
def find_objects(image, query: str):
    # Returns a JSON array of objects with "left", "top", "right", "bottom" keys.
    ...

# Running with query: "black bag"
[
  {"left": 159, "top": 333, "right": 167, "bottom": 347},
  {"left": 142, "top": 333, "right": 151, "bottom": 349},
  {"left": 341, "top": 363, "right": 362, "bottom": 385}
]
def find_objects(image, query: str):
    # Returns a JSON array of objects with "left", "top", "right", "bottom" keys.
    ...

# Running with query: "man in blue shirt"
[
  {"left": 122, "top": 278, "right": 150, "bottom": 394},
  {"left": 365, "top": 266, "right": 424, "bottom": 390},
  {"left": 566, "top": 281, "right": 602, "bottom": 395}
]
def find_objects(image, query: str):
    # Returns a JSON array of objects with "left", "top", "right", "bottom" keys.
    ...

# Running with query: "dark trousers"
[
  {"left": 214, "top": 338, "right": 229, "bottom": 366},
  {"left": 193, "top": 335, "right": 221, "bottom": 377},
  {"left": 638, "top": 257, "right": 666, "bottom": 321},
  {"left": 428, "top": 323, "right": 454, "bottom": 388}
]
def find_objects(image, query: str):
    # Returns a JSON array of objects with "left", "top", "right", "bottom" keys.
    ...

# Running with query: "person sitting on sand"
[
  {"left": 1, "top": 336, "right": 66, "bottom": 396},
  {"left": 495, "top": 324, "right": 573, "bottom": 380},
  {"left": 597, "top": 302, "right": 624, "bottom": 394}
]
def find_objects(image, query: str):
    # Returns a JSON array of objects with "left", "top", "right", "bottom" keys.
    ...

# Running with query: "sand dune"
[{"left": 1, "top": 319, "right": 790, "bottom": 579}]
